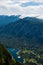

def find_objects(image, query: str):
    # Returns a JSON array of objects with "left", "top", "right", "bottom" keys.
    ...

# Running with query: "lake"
[{"left": 7, "top": 48, "right": 24, "bottom": 63}]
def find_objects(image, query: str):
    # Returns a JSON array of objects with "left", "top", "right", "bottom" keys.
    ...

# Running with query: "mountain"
[
  {"left": 0, "top": 16, "right": 43, "bottom": 65},
  {"left": 0, "top": 17, "right": 43, "bottom": 49},
  {"left": 0, "top": 15, "right": 20, "bottom": 26},
  {"left": 0, "top": 44, "right": 23, "bottom": 65}
]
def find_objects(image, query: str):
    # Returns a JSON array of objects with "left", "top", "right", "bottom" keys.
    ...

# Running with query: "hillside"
[
  {"left": 0, "top": 44, "right": 23, "bottom": 65},
  {"left": 0, "top": 17, "right": 43, "bottom": 48}
]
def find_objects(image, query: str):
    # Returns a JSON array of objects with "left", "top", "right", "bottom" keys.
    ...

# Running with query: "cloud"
[
  {"left": 0, "top": 0, "right": 43, "bottom": 19},
  {"left": 21, "top": 2, "right": 43, "bottom": 7}
]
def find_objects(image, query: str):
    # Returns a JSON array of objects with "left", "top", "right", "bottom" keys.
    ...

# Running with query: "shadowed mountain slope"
[{"left": 0, "top": 17, "right": 43, "bottom": 48}]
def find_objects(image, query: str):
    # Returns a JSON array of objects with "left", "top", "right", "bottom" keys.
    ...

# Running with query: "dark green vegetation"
[{"left": 0, "top": 44, "right": 23, "bottom": 65}]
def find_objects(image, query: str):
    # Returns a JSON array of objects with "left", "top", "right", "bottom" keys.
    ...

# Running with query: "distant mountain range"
[
  {"left": 0, "top": 16, "right": 43, "bottom": 48},
  {"left": 0, "top": 15, "right": 20, "bottom": 26}
]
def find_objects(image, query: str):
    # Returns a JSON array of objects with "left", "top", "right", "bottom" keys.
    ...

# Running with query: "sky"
[{"left": 0, "top": 0, "right": 43, "bottom": 19}]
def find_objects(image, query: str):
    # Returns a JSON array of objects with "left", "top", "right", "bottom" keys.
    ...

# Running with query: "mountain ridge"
[
  {"left": 0, "top": 15, "right": 20, "bottom": 26},
  {"left": 0, "top": 16, "right": 43, "bottom": 48}
]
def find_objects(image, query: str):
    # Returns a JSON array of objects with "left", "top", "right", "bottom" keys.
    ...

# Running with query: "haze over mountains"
[
  {"left": 0, "top": 15, "right": 43, "bottom": 48},
  {"left": 0, "top": 15, "right": 20, "bottom": 26}
]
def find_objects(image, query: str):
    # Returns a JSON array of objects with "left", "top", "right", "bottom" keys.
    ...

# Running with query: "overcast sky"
[{"left": 0, "top": 0, "right": 43, "bottom": 19}]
